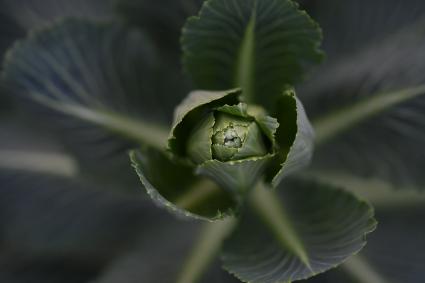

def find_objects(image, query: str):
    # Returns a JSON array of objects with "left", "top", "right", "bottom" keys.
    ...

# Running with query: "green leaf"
[
  {"left": 336, "top": 205, "right": 425, "bottom": 283},
  {"left": 300, "top": 0, "right": 425, "bottom": 190},
  {"left": 186, "top": 112, "right": 215, "bottom": 164},
  {"left": 0, "top": 168, "right": 160, "bottom": 265},
  {"left": 182, "top": 0, "right": 323, "bottom": 108},
  {"left": 306, "top": 171, "right": 425, "bottom": 209},
  {"left": 222, "top": 179, "right": 376, "bottom": 283},
  {"left": 313, "top": 85, "right": 425, "bottom": 146},
  {"left": 356, "top": 206, "right": 425, "bottom": 283},
  {"left": 196, "top": 155, "right": 274, "bottom": 195},
  {"left": 130, "top": 147, "right": 237, "bottom": 221},
  {"left": 269, "top": 90, "right": 315, "bottom": 187},
  {"left": 2, "top": 19, "right": 169, "bottom": 152}
]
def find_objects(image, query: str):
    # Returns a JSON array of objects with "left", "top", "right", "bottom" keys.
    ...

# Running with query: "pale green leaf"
[
  {"left": 169, "top": 89, "right": 240, "bottom": 158},
  {"left": 186, "top": 112, "right": 215, "bottom": 164}
]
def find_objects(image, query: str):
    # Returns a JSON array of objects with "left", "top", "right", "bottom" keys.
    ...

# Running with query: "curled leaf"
[{"left": 130, "top": 147, "right": 237, "bottom": 221}]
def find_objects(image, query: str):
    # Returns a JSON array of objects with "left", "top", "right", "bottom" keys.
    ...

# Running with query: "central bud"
[
  {"left": 205, "top": 111, "right": 268, "bottom": 162},
  {"left": 223, "top": 127, "right": 242, "bottom": 147},
  {"left": 169, "top": 90, "right": 281, "bottom": 193}
]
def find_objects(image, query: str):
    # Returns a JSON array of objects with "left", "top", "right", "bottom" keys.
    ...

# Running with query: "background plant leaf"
[
  {"left": 114, "top": 0, "right": 204, "bottom": 126},
  {"left": 0, "top": 121, "right": 238, "bottom": 282},
  {"left": 0, "top": 0, "right": 114, "bottom": 30},
  {"left": 1, "top": 19, "right": 176, "bottom": 188},
  {"left": 182, "top": 0, "right": 323, "bottom": 109},
  {"left": 299, "top": 0, "right": 425, "bottom": 190},
  {"left": 355, "top": 205, "right": 425, "bottom": 283},
  {"left": 115, "top": 0, "right": 203, "bottom": 59},
  {"left": 222, "top": 179, "right": 376, "bottom": 283}
]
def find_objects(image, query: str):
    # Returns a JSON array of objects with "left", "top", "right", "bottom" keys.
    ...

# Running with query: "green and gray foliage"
[{"left": 0, "top": 0, "right": 424, "bottom": 282}]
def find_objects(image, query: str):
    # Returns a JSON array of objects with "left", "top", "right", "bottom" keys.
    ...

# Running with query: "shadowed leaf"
[{"left": 222, "top": 179, "right": 376, "bottom": 283}]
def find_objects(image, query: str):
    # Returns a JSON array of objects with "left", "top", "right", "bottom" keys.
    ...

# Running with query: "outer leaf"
[
  {"left": 1, "top": 19, "right": 174, "bottom": 189},
  {"left": 130, "top": 148, "right": 237, "bottom": 221},
  {"left": 0, "top": 169, "right": 162, "bottom": 268},
  {"left": 299, "top": 0, "right": 425, "bottom": 190},
  {"left": 3, "top": 19, "right": 169, "bottom": 151},
  {"left": 269, "top": 90, "right": 315, "bottom": 187},
  {"left": 196, "top": 155, "right": 274, "bottom": 195},
  {"left": 182, "top": 0, "right": 323, "bottom": 108},
  {"left": 222, "top": 179, "right": 376, "bottom": 283},
  {"left": 114, "top": 0, "right": 202, "bottom": 121},
  {"left": 327, "top": 204, "right": 425, "bottom": 283},
  {"left": 0, "top": 119, "right": 78, "bottom": 177},
  {"left": 356, "top": 206, "right": 425, "bottom": 283}
]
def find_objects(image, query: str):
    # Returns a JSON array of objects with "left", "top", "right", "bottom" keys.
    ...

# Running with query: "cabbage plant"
[{"left": 0, "top": 0, "right": 424, "bottom": 282}]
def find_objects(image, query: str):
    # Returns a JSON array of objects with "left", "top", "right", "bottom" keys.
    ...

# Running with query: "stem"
[
  {"left": 313, "top": 84, "right": 425, "bottom": 146},
  {"left": 308, "top": 171, "right": 425, "bottom": 209},
  {"left": 30, "top": 93, "right": 170, "bottom": 150},
  {"left": 176, "top": 218, "right": 237, "bottom": 283},
  {"left": 175, "top": 179, "right": 224, "bottom": 210},
  {"left": 250, "top": 182, "right": 310, "bottom": 268},
  {"left": 235, "top": 10, "right": 256, "bottom": 103},
  {"left": 342, "top": 256, "right": 390, "bottom": 283},
  {"left": 0, "top": 150, "right": 78, "bottom": 177}
]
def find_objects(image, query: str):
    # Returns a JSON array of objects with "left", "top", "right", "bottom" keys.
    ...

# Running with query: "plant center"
[{"left": 223, "top": 127, "right": 242, "bottom": 148}]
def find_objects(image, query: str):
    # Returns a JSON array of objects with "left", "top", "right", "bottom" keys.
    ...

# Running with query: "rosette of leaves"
[
  {"left": 168, "top": 88, "right": 313, "bottom": 195},
  {"left": 1, "top": 0, "right": 380, "bottom": 282},
  {"left": 131, "top": 86, "right": 316, "bottom": 221}
]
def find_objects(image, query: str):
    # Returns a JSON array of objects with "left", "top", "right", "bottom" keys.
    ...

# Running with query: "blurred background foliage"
[{"left": 0, "top": 0, "right": 424, "bottom": 282}]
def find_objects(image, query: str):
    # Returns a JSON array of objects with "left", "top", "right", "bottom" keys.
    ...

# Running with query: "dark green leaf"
[
  {"left": 130, "top": 147, "right": 237, "bottom": 221},
  {"left": 3, "top": 19, "right": 169, "bottom": 150},
  {"left": 299, "top": 0, "right": 425, "bottom": 190},
  {"left": 357, "top": 206, "right": 425, "bottom": 283},
  {"left": 1, "top": 19, "right": 174, "bottom": 188},
  {"left": 222, "top": 179, "right": 376, "bottom": 283},
  {"left": 269, "top": 90, "right": 315, "bottom": 187},
  {"left": 182, "top": 0, "right": 323, "bottom": 109},
  {"left": 196, "top": 155, "right": 274, "bottom": 195},
  {"left": 0, "top": 169, "right": 163, "bottom": 266}
]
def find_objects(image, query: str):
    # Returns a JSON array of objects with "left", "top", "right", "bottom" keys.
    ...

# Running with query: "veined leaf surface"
[
  {"left": 222, "top": 179, "right": 376, "bottom": 283},
  {"left": 182, "top": 0, "right": 323, "bottom": 109},
  {"left": 300, "top": 0, "right": 425, "bottom": 190}
]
